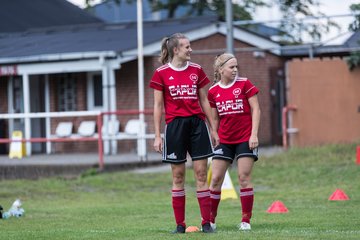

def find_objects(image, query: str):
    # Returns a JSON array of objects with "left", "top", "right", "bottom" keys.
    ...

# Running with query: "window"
[
  {"left": 58, "top": 74, "right": 77, "bottom": 111},
  {"left": 87, "top": 72, "right": 103, "bottom": 110}
]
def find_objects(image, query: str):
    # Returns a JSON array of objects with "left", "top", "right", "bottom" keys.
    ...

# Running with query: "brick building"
[{"left": 0, "top": 12, "right": 285, "bottom": 157}]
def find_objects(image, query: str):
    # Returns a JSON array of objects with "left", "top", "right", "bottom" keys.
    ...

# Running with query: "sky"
[{"left": 67, "top": 0, "right": 358, "bottom": 43}]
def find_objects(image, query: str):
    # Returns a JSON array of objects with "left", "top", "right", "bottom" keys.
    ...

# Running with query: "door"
[
  {"left": 8, "top": 76, "right": 24, "bottom": 133},
  {"left": 269, "top": 68, "right": 286, "bottom": 145}
]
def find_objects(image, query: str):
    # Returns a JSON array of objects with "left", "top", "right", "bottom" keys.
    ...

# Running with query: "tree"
[
  {"left": 148, "top": 0, "right": 267, "bottom": 20},
  {"left": 274, "top": 0, "right": 339, "bottom": 43},
  {"left": 149, "top": 0, "right": 189, "bottom": 19},
  {"left": 85, "top": 0, "right": 124, "bottom": 8},
  {"left": 348, "top": 3, "right": 360, "bottom": 32},
  {"left": 150, "top": 0, "right": 341, "bottom": 43},
  {"left": 346, "top": 3, "right": 360, "bottom": 71},
  {"left": 83, "top": 0, "right": 338, "bottom": 44}
]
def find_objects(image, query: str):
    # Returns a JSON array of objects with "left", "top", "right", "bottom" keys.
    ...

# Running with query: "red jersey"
[
  {"left": 208, "top": 77, "right": 259, "bottom": 144},
  {"left": 149, "top": 62, "right": 210, "bottom": 124}
]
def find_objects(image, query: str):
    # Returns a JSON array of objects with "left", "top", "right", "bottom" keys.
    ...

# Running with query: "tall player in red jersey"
[
  {"left": 149, "top": 33, "right": 219, "bottom": 234},
  {"left": 207, "top": 53, "right": 260, "bottom": 231}
]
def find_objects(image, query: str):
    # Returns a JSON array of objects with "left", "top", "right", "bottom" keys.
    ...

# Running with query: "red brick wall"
[
  {"left": 2, "top": 35, "right": 284, "bottom": 154},
  {"left": 190, "top": 34, "right": 284, "bottom": 145},
  {"left": 116, "top": 34, "right": 284, "bottom": 146},
  {"left": 50, "top": 73, "right": 98, "bottom": 153},
  {"left": 115, "top": 58, "right": 161, "bottom": 152}
]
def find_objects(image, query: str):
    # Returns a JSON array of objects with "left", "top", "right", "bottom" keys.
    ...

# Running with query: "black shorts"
[
  {"left": 162, "top": 116, "right": 214, "bottom": 164},
  {"left": 212, "top": 141, "right": 258, "bottom": 164}
]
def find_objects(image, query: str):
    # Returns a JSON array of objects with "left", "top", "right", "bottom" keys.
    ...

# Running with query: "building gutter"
[
  {"left": 281, "top": 46, "right": 360, "bottom": 58},
  {"left": 0, "top": 51, "right": 119, "bottom": 65}
]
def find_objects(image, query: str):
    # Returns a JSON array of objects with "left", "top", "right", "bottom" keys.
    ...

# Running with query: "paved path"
[
  {"left": 0, "top": 152, "right": 161, "bottom": 166},
  {"left": 0, "top": 152, "right": 162, "bottom": 179},
  {"left": 0, "top": 146, "right": 284, "bottom": 179}
]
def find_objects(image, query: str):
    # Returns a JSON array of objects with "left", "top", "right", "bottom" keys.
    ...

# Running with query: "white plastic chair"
[
  {"left": 102, "top": 120, "right": 120, "bottom": 137},
  {"left": 77, "top": 121, "right": 96, "bottom": 137},
  {"left": 124, "top": 119, "right": 141, "bottom": 135},
  {"left": 55, "top": 122, "right": 73, "bottom": 138},
  {"left": 116, "top": 119, "right": 147, "bottom": 159},
  {"left": 117, "top": 119, "right": 143, "bottom": 139}
]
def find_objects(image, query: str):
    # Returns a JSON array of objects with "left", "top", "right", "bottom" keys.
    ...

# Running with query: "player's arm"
[
  {"left": 248, "top": 94, "right": 260, "bottom": 150},
  {"left": 209, "top": 105, "right": 220, "bottom": 148},
  {"left": 153, "top": 89, "right": 164, "bottom": 152},
  {"left": 210, "top": 107, "right": 219, "bottom": 133},
  {"left": 199, "top": 88, "right": 220, "bottom": 147}
]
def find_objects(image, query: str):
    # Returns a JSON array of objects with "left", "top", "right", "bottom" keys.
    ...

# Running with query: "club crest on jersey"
[
  {"left": 233, "top": 88, "right": 241, "bottom": 98},
  {"left": 189, "top": 73, "right": 198, "bottom": 83}
]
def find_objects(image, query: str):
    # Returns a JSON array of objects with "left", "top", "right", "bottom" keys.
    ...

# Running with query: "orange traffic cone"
[
  {"left": 186, "top": 226, "right": 200, "bottom": 232},
  {"left": 266, "top": 200, "right": 289, "bottom": 213},
  {"left": 328, "top": 189, "right": 350, "bottom": 201},
  {"left": 356, "top": 146, "right": 360, "bottom": 165}
]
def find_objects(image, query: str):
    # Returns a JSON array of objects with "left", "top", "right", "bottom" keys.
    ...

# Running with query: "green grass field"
[{"left": 1, "top": 143, "right": 359, "bottom": 240}]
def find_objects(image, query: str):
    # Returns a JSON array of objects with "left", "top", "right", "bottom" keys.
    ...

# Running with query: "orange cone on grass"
[
  {"left": 186, "top": 226, "right": 200, "bottom": 232},
  {"left": 328, "top": 189, "right": 349, "bottom": 201},
  {"left": 266, "top": 200, "right": 288, "bottom": 213}
]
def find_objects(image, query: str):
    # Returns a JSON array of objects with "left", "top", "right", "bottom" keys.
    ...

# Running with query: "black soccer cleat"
[
  {"left": 201, "top": 222, "right": 214, "bottom": 233},
  {"left": 171, "top": 225, "right": 186, "bottom": 234}
]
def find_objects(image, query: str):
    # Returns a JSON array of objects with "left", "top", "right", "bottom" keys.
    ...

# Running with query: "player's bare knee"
[
  {"left": 194, "top": 168, "right": 207, "bottom": 180},
  {"left": 196, "top": 174, "right": 207, "bottom": 185},
  {"left": 172, "top": 173, "right": 185, "bottom": 186},
  {"left": 238, "top": 174, "right": 251, "bottom": 188},
  {"left": 211, "top": 175, "right": 223, "bottom": 189},
  {"left": 195, "top": 174, "right": 207, "bottom": 188}
]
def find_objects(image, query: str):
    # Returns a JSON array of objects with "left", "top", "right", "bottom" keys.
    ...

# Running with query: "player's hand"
[
  {"left": 249, "top": 135, "right": 258, "bottom": 150},
  {"left": 211, "top": 130, "right": 220, "bottom": 148},
  {"left": 154, "top": 136, "right": 163, "bottom": 153}
]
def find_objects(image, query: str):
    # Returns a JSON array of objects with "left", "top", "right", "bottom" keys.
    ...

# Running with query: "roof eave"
[
  {"left": 282, "top": 46, "right": 360, "bottom": 58},
  {"left": 0, "top": 51, "right": 118, "bottom": 65}
]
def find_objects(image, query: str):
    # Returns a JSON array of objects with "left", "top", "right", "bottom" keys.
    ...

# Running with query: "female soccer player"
[
  {"left": 149, "top": 33, "right": 219, "bottom": 233},
  {"left": 208, "top": 53, "right": 260, "bottom": 231}
]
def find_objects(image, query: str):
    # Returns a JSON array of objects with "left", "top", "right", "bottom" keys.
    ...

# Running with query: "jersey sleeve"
[
  {"left": 207, "top": 88, "right": 217, "bottom": 108},
  {"left": 149, "top": 70, "right": 164, "bottom": 91},
  {"left": 244, "top": 79, "right": 259, "bottom": 98},
  {"left": 197, "top": 68, "right": 210, "bottom": 89}
]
